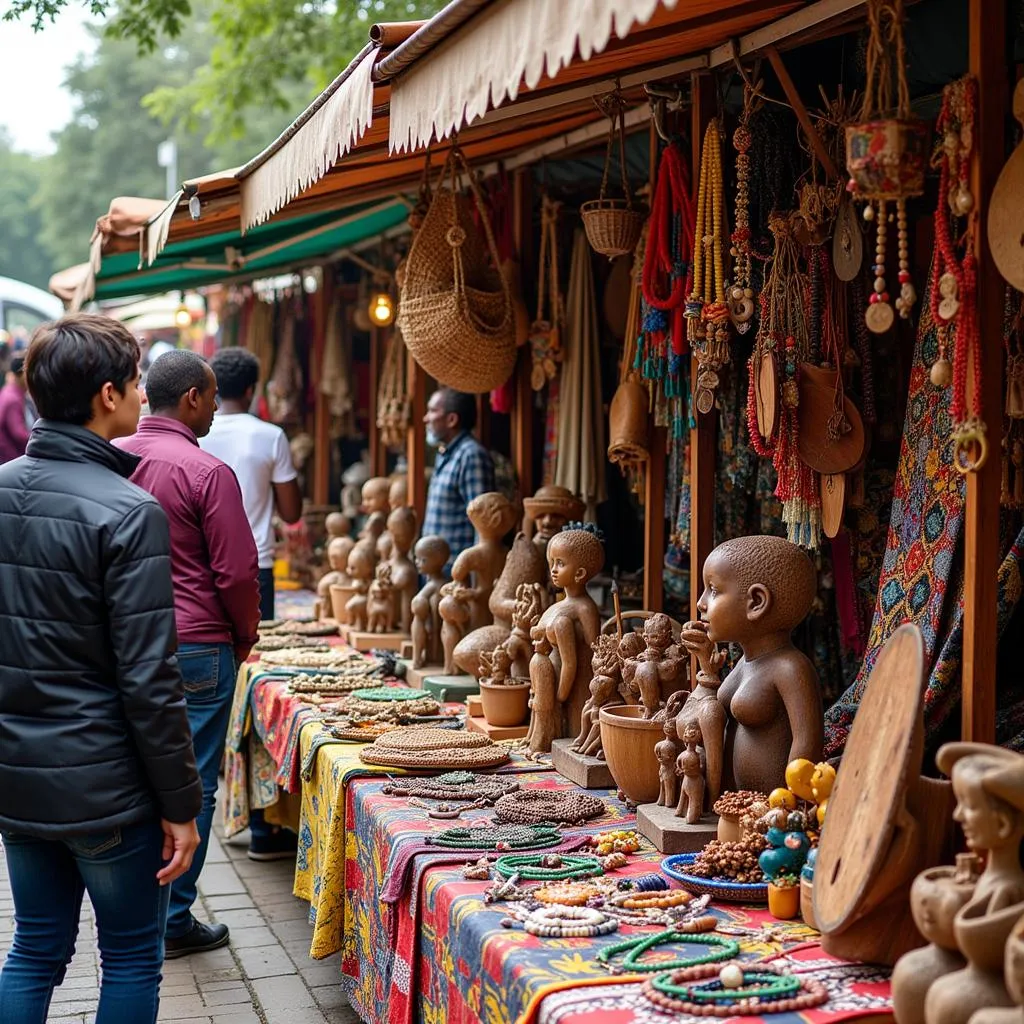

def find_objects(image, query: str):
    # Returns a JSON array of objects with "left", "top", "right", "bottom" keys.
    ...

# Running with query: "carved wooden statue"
[
  {"left": 410, "top": 535, "right": 450, "bottom": 669},
  {"left": 570, "top": 634, "right": 621, "bottom": 759},
  {"left": 449, "top": 492, "right": 519, "bottom": 633},
  {"left": 479, "top": 645, "right": 513, "bottom": 686},
  {"left": 454, "top": 532, "right": 548, "bottom": 678},
  {"left": 655, "top": 718, "right": 681, "bottom": 808},
  {"left": 386, "top": 506, "right": 418, "bottom": 633},
  {"left": 359, "top": 477, "right": 392, "bottom": 546},
  {"left": 624, "top": 613, "right": 684, "bottom": 719},
  {"left": 388, "top": 475, "right": 407, "bottom": 512},
  {"left": 367, "top": 562, "right": 395, "bottom": 634},
  {"left": 502, "top": 583, "right": 546, "bottom": 680},
  {"left": 344, "top": 545, "right": 377, "bottom": 632},
  {"left": 971, "top": 912, "right": 1024, "bottom": 1024},
  {"left": 522, "top": 485, "right": 585, "bottom": 555},
  {"left": 526, "top": 630, "right": 559, "bottom": 753},
  {"left": 438, "top": 580, "right": 472, "bottom": 676},
  {"left": 617, "top": 630, "right": 646, "bottom": 703},
  {"left": 674, "top": 720, "right": 706, "bottom": 824},
  {"left": 316, "top": 536, "right": 355, "bottom": 620},
  {"left": 325, "top": 512, "right": 352, "bottom": 541},
  {"left": 529, "top": 523, "right": 604, "bottom": 737}
]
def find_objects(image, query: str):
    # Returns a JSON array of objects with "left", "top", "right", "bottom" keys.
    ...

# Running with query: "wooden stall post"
[
  {"left": 511, "top": 168, "right": 535, "bottom": 502},
  {"left": 369, "top": 325, "right": 386, "bottom": 477},
  {"left": 688, "top": 72, "right": 717, "bottom": 624},
  {"left": 962, "top": 0, "right": 1007, "bottom": 744},
  {"left": 407, "top": 352, "right": 427, "bottom": 524},
  {"left": 311, "top": 268, "right": 331, "bottom": 505}
]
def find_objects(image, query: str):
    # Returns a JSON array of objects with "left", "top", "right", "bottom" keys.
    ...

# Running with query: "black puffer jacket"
[{"left": 0, "top": 421, "right": 202, "bottom": 836}]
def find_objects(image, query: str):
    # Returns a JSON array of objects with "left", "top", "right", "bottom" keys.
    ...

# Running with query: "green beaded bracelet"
[
  {"left": 494, "top": 854, "right": 604, "bottom": 881},
  {"left": 350, "top": 686, "right": 424, "bottom": 701},
  {"left": 651, "top": 969, "right": 800, "bottom": 1002},
  {"left": 596, "top": 931, "right": 740, "bottom": 973}
]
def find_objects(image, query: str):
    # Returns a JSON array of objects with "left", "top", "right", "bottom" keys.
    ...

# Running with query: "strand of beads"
[
  {"left": 597, "top": 931, "right": 739, "bottom": 974},
  {"left": 382, "top": 773, "right": 520, "bottom": 804},
  {"left": 864, "top": 200, "right": 895, "bottom": 334},
  {"left": 533, "top": 881, "right": 604, "bottom": 906},
  {"left": 728, "top": 88, "right": 758, "bottom": 334},
  {"left": 427, "top": 824, "right": 561, "bottom": 851},
  {"left": 494, "top": 853, "right": 604, "bottom": 881},
  {"left": 521, "top": 906, "right": 619, "bottom": 938},
  {"left": 494, "top": 789, "right": 606, "bottom": 825},
  {"left": 618, "top": 890, "right": 692, "bottom": 911}
]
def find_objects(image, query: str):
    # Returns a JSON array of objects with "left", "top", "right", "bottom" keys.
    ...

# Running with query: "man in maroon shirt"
[
  {"left": 0, "top": 354, "right": 31, "bottom": 463},
  {"left": 117, "top": 349, "right": 260, "bottom": 958}
]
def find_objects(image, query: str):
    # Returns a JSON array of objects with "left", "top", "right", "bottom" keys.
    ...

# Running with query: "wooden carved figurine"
[
  {"left": 449, "top": 492, "right": 519, "bottom": 632},
  {"left": 316, "top": 536, "right": 355, "bottom": 620},
  {"left": 367, "top": 562, "right": 395, "bottom": 634},
  {"left": 570, "top": 634, "right": 621, "bottom": 759},
  {"left": 970, "top": 913, "right": 1024, "bottom": 1024},
  {"left": 522, "top": 485, "right": 585, "bottom": 555},
  {"left": 438, "top": 580, "right": 472, "bottom": 676},
  {"left": 502, "top": 582, "right": 546, "bottom": 680},
  {"left": 358, "top": 477, "right": 391, "bottom": 546},
  {"left": 624, "top": 612, "right": 684, "bottom": 718},
  {"left": 617, "top": 631, "right": 646, "bottom": 703},
  {"left": 529, "top": 523, "right": 604, "bottom": 736},
  {"left": 690, "top": 535, "right": 823, "bottom": 795},
  {"left": 325, "top": 512, "right": 352, "bottom": 541},
  {"left": 479, "top": 646, "right": 513, "bottom": 686},
  {"left": 674, "top": 721, "right": 706, "bottom": 824},
  {"left": 655, "top": 719, "right": 681, "bottom": 808},
  {"left": 526, "top": 630, "right": 559, "bottom": 753},
  {"left": 344, "top": 545, "right": 376, "bottom": 632},
  {"left": 410, "top": 535, "right": 450, "bottom": 669},
  {"left": 919, "top": 744, "right": 1024, "bottom": 1024},
  {"left": 454, "top": 531, "right": 548, "bottom": 678},
  {"left": 388, "top": 475, "right": 407, "bottom": 512},
  {"left": 386, "top": 506, "right": 418, "bottom": 633}
]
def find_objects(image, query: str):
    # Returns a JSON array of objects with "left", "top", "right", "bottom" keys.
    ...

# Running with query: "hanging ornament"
[
  {"left": 530, "top": 196, "right": 565, "bottom": 391},
  {"left": 728, "top": 87, "right": 758, "bottom": 334},
  {"left": 845, "top": 0, "right": 929, "bottom": 332}
]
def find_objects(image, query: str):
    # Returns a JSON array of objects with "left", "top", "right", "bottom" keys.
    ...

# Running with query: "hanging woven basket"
[
  {"left": 397, "top": 147, "right": 516, "bottom": 393},
  {"left": 845, "top": 119, "right": 929, "bottom": 199}
]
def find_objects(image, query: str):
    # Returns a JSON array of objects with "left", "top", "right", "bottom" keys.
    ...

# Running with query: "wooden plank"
[
  {"left": 962, "top": 0, "right": 1006, "bottom": 744},
  {"left": 407, "top": 351, "right": 427, "bottom": 525},
  {"left": 689, "top": 72, "right": 718, "bottom": 624},
  {"left": 511, "top": 168, "right": 535, "bottom": 502},
  {"left": 311, "top": 269, "right": 331, "bottom": 504}
]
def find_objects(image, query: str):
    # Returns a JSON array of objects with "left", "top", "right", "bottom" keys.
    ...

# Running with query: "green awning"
[{"left": 92, "top": 198, "right": 409, "bottom": 300}]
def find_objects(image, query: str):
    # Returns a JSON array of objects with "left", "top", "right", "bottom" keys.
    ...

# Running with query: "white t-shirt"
[{"left": 200, "top": 412, "right": 297, "bottom": 569}]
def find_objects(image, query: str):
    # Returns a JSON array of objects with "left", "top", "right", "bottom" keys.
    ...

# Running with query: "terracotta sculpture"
[
  {"left": 617, "top": 631, "right": 646, "bottom": 703},
  {"left": 529, "top": 523, "right": 604, "bottom": 737},
  {"left": 388, "top": 475, "right": 407, "bottom": 511},
  {"left": 522, "top": 485, "right": 585, "bottom": 555},
  {"left": 410, "top": 536, "right": 450, "bottom": 669},
  {"left": 358, "top": 477, "right": 392, "bottom": 546},
  {"left": 919, "top": 744, "right": 1024, "bottom": 1024},
  {"left": 892, "top": 855, "right": 980, "bottom": 1024},
  {"left": 479, "top": 645, "right": 513, "bottom": 686},
  {"left": 386, "top": 506, "right": 418, "bottom": 633},
  {"left": 674, "top": 721, "right": 706, "bottom": 824},
  {"left": 438, "top": 580, "right": 472, "bottom": 676},
  {"left": 345, "top": 545, "right": 376, "bottom": 632},
  {"left": 570, "top": 634, "right": 621, "bottom": 759},
  {"left": 377, "top": 532, "right": 394, "bottom": 563},
  {"left": 448, "top": 492, "right": 519, "bottom": 633},
  {"left": 624, "top": 613, "right": 684, "bottom": 719},
  {"left": 325, "top": 512, "right": 352, "bottom": 542},
  {"left": 367, "top": 562, "right": 395, "bottom": 634},
  {"left": 526, "top": 631, "right": 559, "bottom": 753},
  {"left": 316, "top": 536, "right": 355, "bottom": 619},
  {"left": 501, "top": 583, "right": 546, "bottom": 679},
  {"left": 453, "top": 531, "right": 548, "bottom": 678},
  {"left": 655, "top": 719, "right": 681, "bottom": 808},
  {"left": 971, "top": 913, "right": 1024, "bottom": 1024},
  {"left": 685, "top": 535, "right": 823, "bottom": 795}
]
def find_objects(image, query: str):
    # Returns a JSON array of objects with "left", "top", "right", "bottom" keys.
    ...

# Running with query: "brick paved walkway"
[{"left": 0, "top": 825, "right": 359, "bottom": 1024}]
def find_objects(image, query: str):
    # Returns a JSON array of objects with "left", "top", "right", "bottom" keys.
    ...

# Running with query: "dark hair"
[
  {"left": 209, "top": 347, "right": 260, "bottom": 401},
  {"left": 25, "top": 313, "right": 140, "bottom": 425},
  {"left": 437, "top": 387, "right": 477, "bottom": 432},
  {"left": 10, "top": 354, "right": 25, "bottom": 375},
  {"left": 145, "top": 350, "right": 211, "bottom": 411}
]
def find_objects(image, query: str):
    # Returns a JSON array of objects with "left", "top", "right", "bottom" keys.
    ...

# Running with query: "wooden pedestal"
[
  {"left": 637, "top": 802, "right": 719, "bottom": 854},
  {"left": 466, "top": 695, "right": 483, "bottom": 717},
  {"left": 400, "top": 661, "right": 444, "bottom": 689},
  {"left": 467, "top": 714, "right": 528, "bottom": 741},
  {"left": 550, "top": 738, "right": 616, "bottom": 789},
  {"left": 340, "top": 627, "right": 408, "bottom": 652},
  {"left": 400, "top": 640, "right": 413, "bottom": 660}
]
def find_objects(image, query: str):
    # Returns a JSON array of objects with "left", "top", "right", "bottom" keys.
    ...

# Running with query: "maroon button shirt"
[
  {"left": 116, "top": 416, "right": 260, "bottom": 656},
  {"left": 0, "top": 381, "right": 30, "bottom": 464}
]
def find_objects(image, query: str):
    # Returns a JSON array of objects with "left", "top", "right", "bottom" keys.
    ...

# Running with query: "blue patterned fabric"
[{"left": 422, "top": 432, "right": 496, "bottom": 564}]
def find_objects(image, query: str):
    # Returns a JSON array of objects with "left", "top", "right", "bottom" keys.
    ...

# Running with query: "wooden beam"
[
  {"left": 368, "top": 325, "right": 385, "bottom": 477},
  {"left": 962, "top": 0, "right": 1006, "bottom": 744},
  {"left": 689, "top": 72, "right": 718, "bottom": 625},
  {"left": 407, "top": 352, "right": 427, "bottom": 526},
  {"left": 311, "top": 270, "right": 331, "bottom": 504},
  {"left": 511, "top": 168, "right": 535, "bottom": 505}
]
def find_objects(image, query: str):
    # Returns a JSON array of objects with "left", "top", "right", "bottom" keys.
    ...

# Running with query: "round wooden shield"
[
  {"left": 796, "top": 363, "right": 866, "bottom": 474},
  {"left": 988, "top": 82, "right": 1024, "bottom": 293},
  {"left": 814, "top": 624, "right": 925, "bottom": 935},
  {"left": 833, "top": 197, "right": 864, "bottom": 282}
]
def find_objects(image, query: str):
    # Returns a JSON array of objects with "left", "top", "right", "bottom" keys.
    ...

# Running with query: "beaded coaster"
[
  {"left": 359, "top": 727, "right": 510, "bottom": 769},
  {"left": 326, "top": 723, "right": 399, "bottom": 742},
  {"left": 494, "top": 789, "right": 607, "bottom": 825},
  {"left": 350, "top": 686, "right": 427, "bottom": 702}
]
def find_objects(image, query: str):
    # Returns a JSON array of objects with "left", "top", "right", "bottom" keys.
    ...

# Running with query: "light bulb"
[
  {"left": 174, "top": 304, "right": 192, "bottom": 329},
  {"left": 369, "top": 290, "right": 394, "bottom": 327}
]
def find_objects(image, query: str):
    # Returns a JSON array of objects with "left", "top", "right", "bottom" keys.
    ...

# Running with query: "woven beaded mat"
[{"left": 359, "top": 727, "right": 510, "bottom": 769}]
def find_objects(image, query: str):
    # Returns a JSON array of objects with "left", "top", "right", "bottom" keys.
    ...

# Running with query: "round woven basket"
[
  {"left": 661, "top": 853, "right": 768, "bottom": 903},
  {"left": 581, "top": 200, "right": 645, "bottom": 259}
]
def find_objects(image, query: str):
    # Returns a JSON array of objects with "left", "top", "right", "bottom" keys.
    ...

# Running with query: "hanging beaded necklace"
[
  {"left": 426, "top": 824, "right": 561, "bottom": 851},
  {"left": 928, "top": 75, "right": 987, "bottom": 473},
  {"left": 688, "top": 118, "right": 731, "bottom": 415},
  {"left": 493, "top": 789, "right": 607, "bottom": 826},
  {"left": 728, "top": 87, "right": 759, "bottom": 333},
  {"left": 493, "top": 853, "right": 604, "bottom": 881},
  {"left": 596, "top": 930, "right": 739, "bottom": 974}
]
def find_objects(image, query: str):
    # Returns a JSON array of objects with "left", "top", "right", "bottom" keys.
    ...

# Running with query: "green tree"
[{"left": 0, "top": 130, "right": 55, "bottom": 288}]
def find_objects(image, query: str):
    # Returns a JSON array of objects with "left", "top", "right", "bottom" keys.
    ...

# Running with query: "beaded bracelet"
[
  {"left": 596, "top": 931, "right": 739, "bottom": 975},
  {"left": 534, "top": 881, "right": 604, "bottom": 906},
  {"left": 522, "top": 906, "right": 618, "bottom": 938},
  {"left": 427, "top": 825, "right": 561, "bottom": 851},
  {"left": 494, "top": 854, "right": 604, "bottom": 881},
  {"left": 620, "top": 890, "right": 691, "bottom": 910},
  {"left": 653, "top": 969, "right": 799, "bottom": 1002}
]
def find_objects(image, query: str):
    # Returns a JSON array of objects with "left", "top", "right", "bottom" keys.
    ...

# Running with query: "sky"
[{"left": 0, "top": 6, "right": 97, "bottom": 155}]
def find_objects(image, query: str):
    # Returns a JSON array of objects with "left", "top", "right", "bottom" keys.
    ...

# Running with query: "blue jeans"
[
  {"left": 0, "top": 820, "right": 170, "bottom": 1023},
  {"left": 166, "top": 642, "right": 236, "bottom": 939}
]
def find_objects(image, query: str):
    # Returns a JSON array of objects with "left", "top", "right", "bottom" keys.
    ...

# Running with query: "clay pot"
[
  {"left": 607, "top": 380, "right": 650, "bottom": 466},
  {"left": 479, "top": 680, "right": 531, "bottom": 727},
  {"left": 768, "top": 881, "right": 800, "bottom": 920},
  {"left": 598, "top": 704, "right": 663, "bottom": 804},
  {"left": 801, "top": 877, "right": 817, "bottom": 931},
  {"left": 845, "top": 119, "right": 930, "bottom": 199},
  {"left": 330, "top": 584, "right": 356, "bottom": 625},
  {"left": 717, "top": 812, "right": 742, "bottom": 844}
]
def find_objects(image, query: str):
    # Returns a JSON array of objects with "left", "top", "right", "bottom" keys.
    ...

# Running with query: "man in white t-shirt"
[{"left": 202, "top": 347, "right": 303, "bottom": 862}]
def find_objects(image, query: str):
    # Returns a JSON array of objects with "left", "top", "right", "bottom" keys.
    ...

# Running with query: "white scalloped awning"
[{"left": 388, "top": 0, "right": 679, "bottom": 153}]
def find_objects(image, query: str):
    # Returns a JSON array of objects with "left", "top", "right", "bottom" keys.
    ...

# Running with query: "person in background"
[
  {"left": 422, "top": 387, "right": 496, "bottom": 565},
  {"left": 117, "top": 349, "right": 260, "bottom": 957},
  {"left": 0, "top": 353, "right": 31, "bottom": 463},
  {"left": 0, "top": 314, "right": 201, "bottom": 1022},
  {"left": 203, "top": 345, "right": 302, "bottom": 862}
]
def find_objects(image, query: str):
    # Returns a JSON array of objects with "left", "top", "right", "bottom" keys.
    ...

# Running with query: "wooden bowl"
[
  {"left": 598, "top": 704, "right": 663, "bottom": 804},
  {"left": 478, "top": 680, "right": 531, "bottom": 727}
]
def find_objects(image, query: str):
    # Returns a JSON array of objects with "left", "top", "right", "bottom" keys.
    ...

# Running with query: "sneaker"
[
  {"left": 164, "top": 920, "right": 230, "bottom": 959},
  {"left": 247, "top": 828, "right": 298, "bottom": 862}
]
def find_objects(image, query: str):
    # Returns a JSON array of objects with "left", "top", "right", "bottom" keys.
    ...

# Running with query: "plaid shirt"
[{"left": 423, "top": 431, "right": 496, "bottom": 563}]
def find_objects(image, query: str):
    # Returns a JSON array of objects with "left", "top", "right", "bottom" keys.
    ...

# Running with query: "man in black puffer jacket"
[{"left": 0, "top": 313, "right": 202, "bottom": 1024}]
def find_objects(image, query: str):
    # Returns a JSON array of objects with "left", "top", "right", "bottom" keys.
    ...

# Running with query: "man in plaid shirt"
[{"left": 423, "top": 387, "right": 496, "bottom": 565}]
